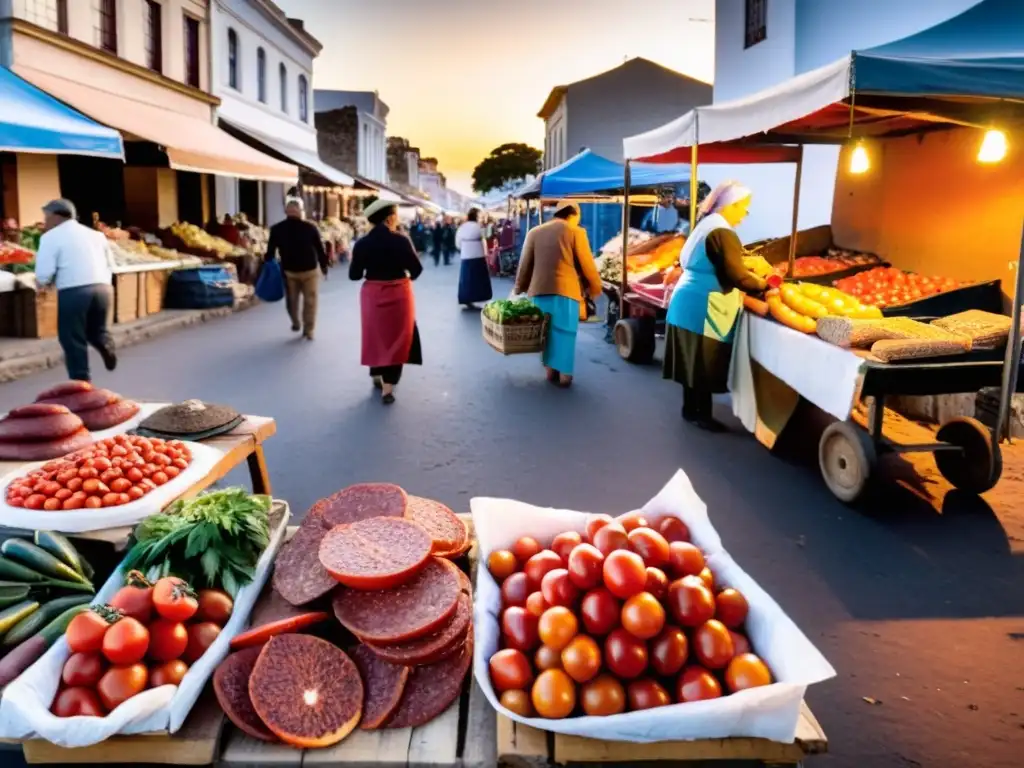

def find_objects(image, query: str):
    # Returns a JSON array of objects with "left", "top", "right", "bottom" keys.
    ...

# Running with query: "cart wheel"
[
  {"left": 819, "top": 421, "right": 876, "bottom": 503},
  {"left": 614, "top": 318, "right": 656, "bottom": 364},
  {"left": 934, "top": 417, "right": 1002, "bottom": 494}
]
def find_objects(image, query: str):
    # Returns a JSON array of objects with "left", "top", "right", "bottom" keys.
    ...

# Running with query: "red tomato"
[
  {"left": 715, "top": 588, "right": 749, "bottom": 629},
  {"left": 525, "top": 591, "right": 547, "bottom": 617},
  {"left": 676, "top": 665, "right": 722, "bottom": 702},
  {"left": 580, "top": 674, "right": 626, "bottom": 716},
  {"left": 667, "top": 576, "right": 715, "bottom": 627},
  {"left": 584, "top": 513, "right": 614, "bottom": 541},
  {"left": 195, "top": 589, "right": 234, "bottom": 626},
  {"left": 627, "top": 528, "right": 670, "bottom": 568},
  {"left": 618, "top": 513, "right": 649, "bottom": 532},
  {"left": 489, "top": 648, "right": 534, "bottom": 692},
  {"left": 61, "top": 652, "right": 106, "bottom": 688},
  {"left": 51, "top": 687, "right": 106, "bottom": 718},
  {"left": 561, "top": 634, "right": 601, "bottom": 683},
  {"left": 523, "top": 550, "right": 563, "bottom": 590},
  {"left": 537, "top": 606, "right": 577, "bottom": 651},
  {"left": 667, "top": 542, "right": 705, "bottom": 578},
  {"left": 657, "top": 516, "right": 690, "bottom": 543},
  {"left": 621, "top": 592, "right": 665, "bottom": 640},
  {"left": 650, "top": 626, "right": 689, "bottom": 677},
  {"left": 698, "top": 566, "right": 715, "bottom": 592},
  {"left": 592, "top": 523, "right": 629, "bottom": 556},
  {"left": 501, "top": 572, "right": 530, "bottom": 608},
  {"left": 102, "top": 617, "right": 150, "bottom": 665},
  {"left": 487, "top": 550, "right": 518, "bottom": 583},
  {"left": 724, "top": 653, "right": 773, "bottom": 693},
  {"left": 567, "top": 543, "right": 604, "bottom": 590},
  {"left": 729, "top": 630, "right": 752, "bottom": 656},
  {"left": 149, "top": 659, "right": 189, "bottom": 688},
  {"left": 534, "top": 644, "right": 562, "bottom": 672},
  {"left": 511, "top": 536, "right": 542, "bottom": 564},
  {"left": 550, "top": 531, "right": 582, "bottom": 562},
  {"left": 148, "top": 619, "right": 188, "bottom": 662},
  {"left": 692, "top": 620, "right": 735, "bottom": 670},
  {"left": 502, "top": 607, "right": 541, "bottom": 652},
  {"left": 97, "top": 664, "right": 148, "bottom": 710},
  {"left": 644, "top": 567, "right": 669, "bottom": 600},
  {"left": 531, "top": 669, "right": 576, "bottom": 719},
  {"left": 183, "top": 622, "right": 221, "bottom": 663},
  {"left": 579, "top": 587, "right": 620, "bottom": 636},
  {"left": 499, "top": 689, "right": 534, "bottom": 717},
  {"left": 108, "top": 574, "right": 154, "bottom": 624},
  {"left": 602, "top": 550, "right": 647, "bottom": 599},
  {"left": 67, "top": 607, "right": 118, "bottom": 654},
  {"left": 627, "top": 678, "right": 672, "bottom": 711},
  {"left": 604, "top": 628, "right": 648, "bottom": 679},
  {"left": 540, "top": 568, "right": 580, "bottom": 608},
  {"left": 152, "top": 577, "right": 198, "bottom": 622}
]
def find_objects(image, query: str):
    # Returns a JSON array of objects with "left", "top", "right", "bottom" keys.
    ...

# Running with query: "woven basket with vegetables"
[{"left": 481, "top": 299, "right": 548, "bottom": 355}]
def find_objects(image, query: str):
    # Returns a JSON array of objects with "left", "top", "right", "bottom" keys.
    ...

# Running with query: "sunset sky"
[{"left": 276, "top": 0, "right": 716, "bottom": 195}]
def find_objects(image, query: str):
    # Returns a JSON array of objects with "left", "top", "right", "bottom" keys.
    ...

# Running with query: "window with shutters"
[
  {"left": 93, "top": 0, "right": 117, "bottom": 54},
  {"left": 298, "top": 75, "right": 309, "bottom": 122},
  {"left": 279, "top": 63, "right": 288, "bottom": 112},
  {"left": 744, "top": 0, "right": 767, "bottom": 48},
  {"left": 144, "top": 1, "right": 162, "bottom": 73},
  {"left": 257, "top": 48, "right": 267, "bottom": 103},
  {"left": 227, "top": 28, "right": 239, "bottom": 89},
  {"left": 184, "top": 15, "right": 200, "bottom": 88}
]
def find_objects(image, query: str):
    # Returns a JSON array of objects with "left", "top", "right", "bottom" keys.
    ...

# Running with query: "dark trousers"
[
  {"left": 371, "top": 365, "right": 403, "bottom": 385},
  {"left": 682, "top": 384, "right": 714, "bottom": 422},
  {"left": 58, "top": 284, "right": 114, "bottom": 382}
]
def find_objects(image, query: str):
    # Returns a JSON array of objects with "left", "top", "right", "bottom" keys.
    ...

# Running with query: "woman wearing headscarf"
[
  {"left": 455, "top": 208, "right": 493, "bottom": 308},
  {"left": 349, "top": 199, "right": 424, "bottom": 405},
  {"left": 663, "top": 181, "right": 766, "bottom": 431},
  {"left": 514, "top": 200, "right": 602, "bottom": 388}
]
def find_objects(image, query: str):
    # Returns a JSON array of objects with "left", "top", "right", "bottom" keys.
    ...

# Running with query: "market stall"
[{"left": 621, "top": 0, "right": 1024, "bottom": 502}]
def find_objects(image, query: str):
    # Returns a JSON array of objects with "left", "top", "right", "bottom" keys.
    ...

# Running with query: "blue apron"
[{"left": 665, "top": 213, "right": 743, "bottom": 344}]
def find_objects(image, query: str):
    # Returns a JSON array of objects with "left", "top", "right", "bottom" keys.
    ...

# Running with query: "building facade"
[
  {"left": 538, "top": 57, "right": 712, "bottom": 170},
  {"left": 386, "top": 136, "right": 420, "bottom": 193},
  {"left": 713, "top": 0, "right": 984, "bottom": 240},
  {"left": 314, "top": 90, "right": 388, "bottom": 184},
  {"left": 209, "top": 0, "right": 320, "bottom": 224}
]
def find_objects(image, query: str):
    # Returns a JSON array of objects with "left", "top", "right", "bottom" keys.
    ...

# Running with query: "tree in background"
[{"left": 472, "top": 143, "right": 542, "bottom": 193}]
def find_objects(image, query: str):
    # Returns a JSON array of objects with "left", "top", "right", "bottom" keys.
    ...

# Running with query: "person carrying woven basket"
[
  {"left": 513, "top": 200, "right": 602, "bottom": 388},
  {"left": 663, "top": 181, "right": 767, "bottom": 431}
]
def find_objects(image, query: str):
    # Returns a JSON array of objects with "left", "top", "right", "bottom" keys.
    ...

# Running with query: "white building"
[
  {"left": 314, "top": 90, "right": 389, "bottom": 185},
  {"left": 713, "top": 0, "right": 984, "bottom": 241},
  {"left": 210, "top": 0, "right": 328, "bottom": 225}
]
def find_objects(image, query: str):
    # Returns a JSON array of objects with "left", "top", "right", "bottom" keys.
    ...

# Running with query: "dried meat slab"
[
  {"left": 214, "top": 647, "right": 276, "bottom": 742},
  {"left": 351, "top": 644, "right": 410, "bottom": 730},
  {"left": 319, "top": 516, "right": 433, "bottom": 590},
  {"left": 272, "top": 508, "right": 336, "bottom": 606},
  {"left": 320, "top": 483, "right": 408, "bottom": 527},
  {"left": 405, "top": 496, "right": 467, "bottom": 555},
  {"left": 383, "top": 630, "right": 473, "bottom": 729},
  {"left": 364, "top": 593, "right": 471, "bottom": 666},
  {"left": 333, "top": 557, "right": 461, "bottom": 644}
]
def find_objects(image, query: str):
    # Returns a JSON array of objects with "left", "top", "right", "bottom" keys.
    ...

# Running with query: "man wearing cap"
[
  {"left": 642, "top": 188, "right": 685, "bottom": 234},
  {"left": 35, "top": 199, "right": 117, "bottom": 382},
  {"left": 265, "top": 197, "right": 328, "bottom": 340}
]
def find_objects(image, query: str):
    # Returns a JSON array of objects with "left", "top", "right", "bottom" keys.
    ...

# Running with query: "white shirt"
[
  {"left": 455, "top": 221, "right": 486, "bottom": 260},
  {"left": 34, "top": 220, "right": 114, "bottom": 291}
]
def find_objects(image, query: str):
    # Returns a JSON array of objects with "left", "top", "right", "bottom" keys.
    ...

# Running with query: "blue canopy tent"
[
  {"left": 516, "top": 149, "right": 688, "bottom": 199},
  {"left": 0, "top": 68, "right": 123, "bottom": 158}
]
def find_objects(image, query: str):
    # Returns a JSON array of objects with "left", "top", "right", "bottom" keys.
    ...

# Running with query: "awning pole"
[
  {"left": 619, "top": 160, "right": 632, "bottom": 319},
  {"left": 996, "top": 219, "right": 1024, "bottom": 442},
  {"left": 689, "top": 147, "right": 698, "bottom": 232},
  {"left": 788, "top": 146, "right": 804, "bottom": 278}
]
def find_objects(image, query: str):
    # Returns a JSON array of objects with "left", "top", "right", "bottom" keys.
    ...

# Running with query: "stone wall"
[{"left": 315, "top": 107, "right": 358, "bottom": 176}]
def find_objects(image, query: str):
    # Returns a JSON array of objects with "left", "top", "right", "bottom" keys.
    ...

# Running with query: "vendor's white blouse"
[{"left": 455, "top": 221, "right": 486, "bottom": 260}]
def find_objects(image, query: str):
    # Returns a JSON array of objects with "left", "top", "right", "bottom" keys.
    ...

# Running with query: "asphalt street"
[{"left": 0, "top": 261, "right": 1020, "bottom": 767}]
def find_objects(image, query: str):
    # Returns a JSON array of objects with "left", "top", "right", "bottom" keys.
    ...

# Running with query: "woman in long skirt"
[
  {"left": 513, "top": 200, "right": 602, "bottom": 387},
  {"left": 349, "top": 200, "right": 424, "bottom": 404},
  {"left": 455, "top": 208, "right": 493, "bottom": 308}
]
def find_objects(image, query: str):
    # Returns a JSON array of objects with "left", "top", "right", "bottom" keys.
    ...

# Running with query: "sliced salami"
[
  {"left": 320, "top": 483, "right": 408, "bottom": 527},
  {"left": 77, "top": 400, "right": 140, "bottom": 431},
  {"left": 319, "top": 516, "right": 432, "bottom": 590},
  {"left": 0, "top": 412, "right": 84, "bottom": 442},
  {"left": 333, "top": 557, "right": 461, "bottom": 644},
  {"left": 405, "top": 496, "right": 467, "bottom": 555},
  {"left": 351, "top": 644, "right": 410, "bottom": 730},
  {"left": 383, "top": 630, "right": 473, "bottom": 729},
  {"left": 0, "top": 428, "right": 93, "bottom": 462},
  {"left": 364, "top": 593, "right": 471, "bottom": 666},
  {"left": 34, "top": 381, "right": 93, "bottom": 400},
  {"left": 36, "top": 388, "right": 118, "bottom": 413},
  {"left": 272, "top": 509, "right": 337, "bottom": 606},
  {"left": 213, "top": 646, "right": 276, "bottom": 742}
]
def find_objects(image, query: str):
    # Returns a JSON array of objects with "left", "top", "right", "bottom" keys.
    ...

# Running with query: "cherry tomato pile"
[
  {"left": 5, "top": 434, "right": 193, "bottom": 511},
  {"left": 834, "top": 267, "right": 961, "bottom": 309},
  {"left": 51, "top": 576, "right": 233, "bottom": 717},
  {"left": 486, "top": 513, "right": 774, "bottom": 720}
]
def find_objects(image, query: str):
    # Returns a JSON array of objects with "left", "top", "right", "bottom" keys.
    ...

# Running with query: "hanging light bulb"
[
  {"left": 849, "top": 142, "right": 870, "bottom": 174},
  {"left": 977, "top": 129, "right": 1007, "bottom": 164}
]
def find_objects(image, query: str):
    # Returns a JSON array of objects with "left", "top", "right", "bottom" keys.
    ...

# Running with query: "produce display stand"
[{"left": 111, "top": 262, "right": 185, "bottom": 323}]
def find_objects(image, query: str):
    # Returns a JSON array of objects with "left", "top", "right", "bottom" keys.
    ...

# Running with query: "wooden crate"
[
  {"left": 0, "top": 288, "right": 57, "bottom": 339},
  {"left": 114, "top": 272, "right": 139, "bottom": 324},
  {"left": 146, "top": 269, "right": 170, "bottom": 315}
]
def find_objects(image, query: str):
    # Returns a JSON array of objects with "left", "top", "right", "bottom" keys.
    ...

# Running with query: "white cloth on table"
[{"left": 33, "top": 220, "right": 114, "bottom": 290}]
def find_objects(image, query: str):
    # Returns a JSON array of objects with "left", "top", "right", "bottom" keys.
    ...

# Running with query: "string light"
[
  {"left": 977, "top": 129, "right": 1008, "bottom": 164},
  {"left": 849, "top": 141, "right": 870, "bottom": 174}
]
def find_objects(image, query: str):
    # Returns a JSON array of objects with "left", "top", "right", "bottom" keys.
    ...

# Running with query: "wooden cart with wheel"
[{"left": 603, "top": 280, "right": 667, "bottom": 365}]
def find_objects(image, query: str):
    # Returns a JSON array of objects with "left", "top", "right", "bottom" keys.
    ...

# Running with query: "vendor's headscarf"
[{"left": 697, "top": 181, "right": 752, "bottom": 221}]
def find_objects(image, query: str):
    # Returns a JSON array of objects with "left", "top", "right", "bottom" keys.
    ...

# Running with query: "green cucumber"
[
  {"left": 2, "top": 594, "right": 92, "bottom": 647},
  {"left": 0, "top": 584, "right": 31, "bottom": 601},
  {"left": 0, "top": 604, "right": 90, "bottom": 686},
  {"left": 39, "top": 578, "right": 95, "bottom": 594},
  {"left": 0, "top": 556, "right": 47, "bottom": 583},
  {"left": 33, "top": 532, "right": 90, "bottom": 579},
  {"left": 1, "top": 540, "right": 90, "bottom": 585},
  {"left": 0, "top": 600, "right": 39, "bottom": 636}
]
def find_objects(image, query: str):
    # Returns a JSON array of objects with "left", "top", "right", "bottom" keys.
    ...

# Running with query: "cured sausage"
[
  {"left": 404, "top": 497, "right": 467, "bottom": 555},
  {"left": 332, "top": 557, "right": 461, "bottom": 644},
  {"left": 351, "top": 644, "right": 410, "bottom": 730},
  {"left": 271, "top": 509, "right": 337, "bottom": 606},
  {"left": 76, "top": 400, "right": 140, "bottom": 431},
  {"left": 0, "top": 429, "right": 92, "bottom": 462},
  {"left": 320, "top": 483, "right": 407, "bottom": 527},
  {"left": 363, "top": 593, "right": 471, "bottom": 667},
  {"left": 318, "top": 516, "right": 433, "bottom": 590},
  {"left": 0, "top": 412, "right": 84, "bottom": 442},
  {"left": 7, "top": 404, "right": 70, "bottom": 419},
  {"left": 382, "top": 631, "right": 473, "bottom": 729},
  {"left": 213, "top": 647, "right": 277, "bottom": 742},
  {"left": 34, "top": 381, "right": 93, "bottom": 400},
  {"left": 36, "top": 388, "right": 118, "bottom": 413}
]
